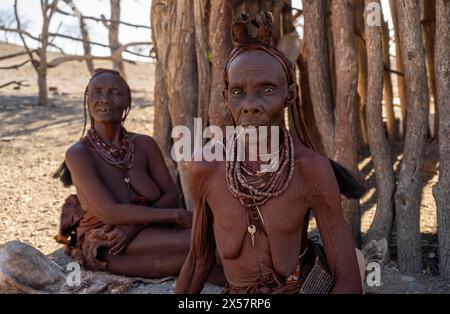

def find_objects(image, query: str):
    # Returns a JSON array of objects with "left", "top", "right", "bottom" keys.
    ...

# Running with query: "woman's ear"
[{"left": 286, "top": 83, "right": 298, "bottom": 107}]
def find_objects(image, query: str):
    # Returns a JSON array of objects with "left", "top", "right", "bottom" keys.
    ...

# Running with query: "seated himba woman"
[
  {"left": 54, "top": 69, "right": 213, "bottom": 280},
  {"left": 175, "top": 12, "right": 367, "bottom": 294}
]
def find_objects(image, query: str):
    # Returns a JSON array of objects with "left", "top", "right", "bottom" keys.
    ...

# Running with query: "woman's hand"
[
  {"left": 175, "top": 209, "right": 193, "bottom": 229},
  {"left": 106, "top": 224, "right": 144, "bottom": 255}
]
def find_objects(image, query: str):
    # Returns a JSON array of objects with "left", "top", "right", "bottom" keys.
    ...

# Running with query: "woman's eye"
[
  {"left": 231, "top": 89, "right": 242, "bottom": 96},
  {"left": 263, "top": 87, "right": 274, "bottom": 93}
]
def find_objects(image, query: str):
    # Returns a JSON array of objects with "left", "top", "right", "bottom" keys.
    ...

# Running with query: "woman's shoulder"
[
  {"left": 129, "top": 132, "right": 160, "bottom": 151},
  {"left": 65, "top": 139, "right": 93, "bottom": 165}
]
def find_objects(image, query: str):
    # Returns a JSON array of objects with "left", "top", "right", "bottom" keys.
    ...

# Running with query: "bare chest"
[
  {"left": 206, "top": 162, "right": 311, "bottom": 271},
  {"left": 86, "top": 145, "right": 161, "bottom": 204}
]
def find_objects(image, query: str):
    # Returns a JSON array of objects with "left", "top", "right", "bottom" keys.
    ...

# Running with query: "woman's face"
[
  {"left": 225, "top": 49, "right": 295, "bottom": 128},
  {"left": 87, "top": 72, "right": 130, "bottom": 124}
]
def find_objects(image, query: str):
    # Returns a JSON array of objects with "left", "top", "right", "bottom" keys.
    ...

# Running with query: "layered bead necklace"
[
  {"left": 87, "top": 127, "right": 135, "bottom": 191},
  {"left": 226, "top": 124, "right": 295, "bottom": 246}
]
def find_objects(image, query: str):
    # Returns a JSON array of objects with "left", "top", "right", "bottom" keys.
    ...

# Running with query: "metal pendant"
[{"left": 248, "top": 224, "right": 256, "bottom": 246}]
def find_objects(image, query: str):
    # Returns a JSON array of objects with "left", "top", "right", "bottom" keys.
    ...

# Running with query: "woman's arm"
[
  {"left": 175, "top": 159, "right": 216, "bottom": 293},
  {"left": 306, "top": 155, "right": 363, "bottom": 294},
  {"left": 65, "top": 142, "right": 188, "bottom": 226}
]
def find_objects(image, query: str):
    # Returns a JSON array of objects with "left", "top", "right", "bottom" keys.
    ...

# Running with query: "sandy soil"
[{"left": 1, "top": 42, "right": 448, "bottom": 293}]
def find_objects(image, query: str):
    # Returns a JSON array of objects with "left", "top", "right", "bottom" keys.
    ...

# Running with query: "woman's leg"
[{"left": 102, "top": 226, "right": 191, "bottom": 278}]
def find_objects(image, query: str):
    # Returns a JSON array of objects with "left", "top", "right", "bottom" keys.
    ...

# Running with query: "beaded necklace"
[
  {"left": 87, "top": 127, "right": 134, "bottom": 169},
  {"left": 87, "top": 127, "right": 135, "bottom": 195},
  {"left": 226, "top": 124, "right": 295, "bottom": 246}
]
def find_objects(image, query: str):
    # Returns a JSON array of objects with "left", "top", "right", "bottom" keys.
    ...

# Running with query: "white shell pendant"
[{"left": 248, "top": 224, "right": 256, "bottom": 246}]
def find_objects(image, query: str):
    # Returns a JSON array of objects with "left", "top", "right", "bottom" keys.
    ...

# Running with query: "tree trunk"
[
  {"left": 303, "top": 0, "right": 335, "bottom": 158},
  {"left": 421, "top": 0, "right": 437, "bottom": 139},
  {"left": 65, "top": 0, "right": 94, "bottom": 75},
  {"left": 382, "top": 20, "right": 398, "bottom": 140},
  {"left": 208, "top": 0, "right": 233, "bottom": 129},
  {"left": 37, "top": 60, "right": 47, "bottom": 106},
  {"left": 355, "top": 0, "right": 369, "bottom": 147},
  {"left": 79, "top": 16, "right": 95, "bottom": 76},
  {"left": 194, "top": 0, "right": 210, "bottom": 128},
  {"left": 165, "top": 0, "right": 198, "bottom": 211},
  {"left": 150, "top": 0, "right": 180, "bottom": 204},
  {"left": 153, "top": 62, "right": 179, "bottom": 189},
  {"left": 326, "top": 0, "right": 337, "bottom": 101},
  {"left": 364, "top": 0, "right": 396, "bottom": 250},
  {"left": 331, "top": 0, "right": 360, "bottom": 243},
  {"left": 390, "top": 0, "right": 408, "bottom": 137},
  {"left": 395, "top": 0, "right": 429, "bottom": 273},
  {"left": 432, "top": 0, "right": 450, "bottom": 281},
  {"left": 298, "top": 41, "right": 326, "bottom": 155},
  {"left": 108, "top": 0, "right": 125, "bottom": 78},
  {"left": 37, "top": 0, "right": 57, "bottom": 106}
]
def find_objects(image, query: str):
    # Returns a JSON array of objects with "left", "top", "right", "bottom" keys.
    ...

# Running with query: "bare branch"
[
  {"left": 0, "top": 49, "right": 37, "bottom": 61},
  {"left": 48, "top": 20, "right": 63, "bottom": 47},
  {"left": 48, "top": 0, "right": 59, "bottom": 21},
  {"left": 0, "top": 26, "right": 67, "bottom": 54},
  {"left": 384, "top": 65, "right": 404, "bottom": 77},
  {"left": 60, "top": 1, "right": 94, "bottom": 74},
  {"left": 13, "top": 0, "right": 38, "bottom": 69},
  {"left": 47, "top": 54, "right": 136, "bottom": 68},
  {"left": 100, "top": 13, "right": 111, "bottom": 30},
  {"left": 292, "top": 10, "right": 303, "bottom": 22},
  {"left": 47, "top": 31, "right": 152, "bottom": 57},
  {"left": 48, "top": 31, "right": 109, "bottom": 47},
  {"left": 1, "top": 26, "right": 42, "bottom": 42},
  {"left": 122, "top": 48, "right": 152, "bottom": 59},
  {"left": 111, "top": 41, "right": 152, "bottom": 57},
  {"left": 0, "top": 80, "right": 30, "bottom": 89},
  {"left": 55, "top": 3, "right": 150, "bottom": 29},
  {"left": 0, "top": 59, "right": 31, "bottom": 69}
]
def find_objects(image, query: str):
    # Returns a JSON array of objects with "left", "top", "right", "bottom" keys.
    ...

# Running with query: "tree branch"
[
  {"left": 0, "top": 49, "right": 37, "bottom": 61},
  {"left": 46, "top": 54, "right": 136, "bottom": 68},
  {"left": 13, "top": 0, "right": 38, "bottom": 69},
  {"left": 0, "top": 59, "right": 31, "bottom": 69},
  {"left": 56, "top": 2, "right": 150, "bottom": 29},
  {"left": 384, "top": 65, "right": 404, "bottom": 76},
  {"left": 48, "top": 31, "right": 110, "bottom": 47},
  {"left": 0, "top": 27, "right": 65, "bottom": 54},
  {"left": 111, "top": 41, "right": 152, "bottom": 57},
  {"left": 47, "top": 31, "right": 152, "bottom": 57},
  {"left": 0, "top": 80, "right": 30, "bottom": 89}
]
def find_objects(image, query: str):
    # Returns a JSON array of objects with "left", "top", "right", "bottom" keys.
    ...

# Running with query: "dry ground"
[{"left": 0, "top": 42, "right": 449, "bottom": 293}]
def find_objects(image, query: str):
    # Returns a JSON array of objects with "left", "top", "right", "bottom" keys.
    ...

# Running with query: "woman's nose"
[
  {"left": 98, "top": 95, "right": 112, "bottom": 104},
  {"left": 242, "top": 98, "right": 261, "bottom": 114},
  {"left": 243, "top": 106, "right": 260, "bottom": 114}
]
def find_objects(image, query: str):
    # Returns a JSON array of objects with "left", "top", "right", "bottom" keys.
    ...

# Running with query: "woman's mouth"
[
  {"left": 96, "top": 107, "right": 113, "bottom": 113},
  {"left": 240, "top": 122, "right": 267, "bottom": 128}
]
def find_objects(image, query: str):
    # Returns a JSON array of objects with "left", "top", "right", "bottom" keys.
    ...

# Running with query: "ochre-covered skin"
[
  {"left": 65, "top": 71, "right": 194, "bottom": 278},
  {"left": 174, "top": 49, "right": 362, "bottom": 294}
]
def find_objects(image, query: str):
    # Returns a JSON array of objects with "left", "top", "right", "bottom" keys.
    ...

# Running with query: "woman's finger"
[
  {"left": 107, "top": 229, "right": 121, "bottom": 240},
  {"left": 107, "top": 236, "right": 121, "bottom": 251},
  {"left": 110, "top": 242, "right": 126, "bottom": 255},
  {"left": 109, "top": 238, "right": 126, "bottom": 255}
]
